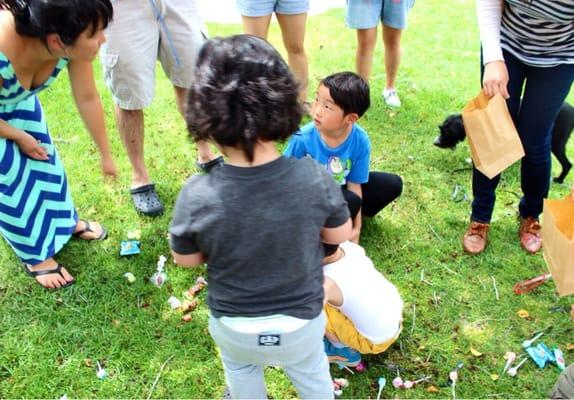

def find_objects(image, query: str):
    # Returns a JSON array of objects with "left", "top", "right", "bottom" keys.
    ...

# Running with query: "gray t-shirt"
[{"left": 169, "top": 156, "right": 350, "bottom": 319}]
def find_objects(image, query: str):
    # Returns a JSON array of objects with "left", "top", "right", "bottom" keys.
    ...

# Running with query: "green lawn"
[{"left": 1, "top": 1, "right": 573, "bottom": 398}]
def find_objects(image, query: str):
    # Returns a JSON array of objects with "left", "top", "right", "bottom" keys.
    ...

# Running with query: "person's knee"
[
  {"left": 389, "top": 174, "right": 403, "bottom": 200},
  {"left": 284, "top": 41, "right": 305, "bottom": 56}
]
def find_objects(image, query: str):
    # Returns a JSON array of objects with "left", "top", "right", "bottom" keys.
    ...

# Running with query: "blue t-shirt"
[{"left": 284, "top": 122, "right": 371, "bottom": 185}]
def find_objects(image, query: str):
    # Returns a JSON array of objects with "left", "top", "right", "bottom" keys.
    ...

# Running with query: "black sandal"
[
  {"left": 23, "top": 263, "right": 75, "bottom": 289},
  {"left": 73, "top": 219, "right": 108, "bottom": 241},
  {"left": 196, "top": 155, "right": 224, "bottom": 173},
  {"left": 129, "top": 183, "right": 164, "bottom": 216}
]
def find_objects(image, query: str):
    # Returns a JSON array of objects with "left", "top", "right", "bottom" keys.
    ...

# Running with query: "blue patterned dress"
[{"left": 0, "top": 51, "right": 78, "bottom": 265}]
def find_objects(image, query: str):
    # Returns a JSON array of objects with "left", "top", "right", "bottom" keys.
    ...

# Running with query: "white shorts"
[{"left": 99, "top": 0, "right": 207, "bottom": 109}]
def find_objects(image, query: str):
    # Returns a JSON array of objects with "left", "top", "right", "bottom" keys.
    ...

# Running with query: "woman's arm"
[
  {"left": 171, "top": 250, "right": 206, "bottom": 267},
  {"left": 67, "top": 60, "right": 117, "bottom": 178},
  {"left": 477, "top": 0, "right": 509, "bottom": 98},
  {"left": 0, "top": 119, "right": 48, "bottom": 160}
]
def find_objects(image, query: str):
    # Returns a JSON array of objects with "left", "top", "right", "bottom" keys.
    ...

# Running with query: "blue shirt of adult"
[{"left": 284, "top": 122, "right": 371, "bottom": 185}]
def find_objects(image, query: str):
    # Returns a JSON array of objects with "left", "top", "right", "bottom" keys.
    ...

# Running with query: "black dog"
[{"left": 434, "top": 102, "right": 574, "bottom": 183}]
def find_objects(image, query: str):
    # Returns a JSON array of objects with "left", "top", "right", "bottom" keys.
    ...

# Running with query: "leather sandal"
[
  {"left": 23, "top": 263, "right": 75, "bottom": 289},
  {"left": 463, "top": 220, "right": 490, "bottom": 255},
  {"left": 519, "top": 216, "right": 542, "bottom": 254},
  {"left": 73, "top": 219, "right": 108, "bottom": 241},
  {"left": 130, "top": 183, "right": 164, "bottom": 216}
]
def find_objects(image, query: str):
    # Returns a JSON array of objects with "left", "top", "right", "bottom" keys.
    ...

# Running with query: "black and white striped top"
[{"left": 501, "top": 0, "right": 574, "bottom": 66}]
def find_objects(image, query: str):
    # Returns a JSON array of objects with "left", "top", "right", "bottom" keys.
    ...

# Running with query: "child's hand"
[
  {"left": 100, "top": 155, "right": 118, "bottom": 180},
  {"left": 16, "top": 132, "right": 49, "bottom": 161}
]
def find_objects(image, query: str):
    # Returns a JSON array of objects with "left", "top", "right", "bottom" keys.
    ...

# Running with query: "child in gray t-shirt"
[{"left": 169, "top": 35, "right": 351, "bottom": 399}]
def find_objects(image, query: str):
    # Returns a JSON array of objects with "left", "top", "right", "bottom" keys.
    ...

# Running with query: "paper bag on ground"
[
  {"left": 543, "top": 197, "right": 574, "bottom": 297},
  {"left": 462, "top": 91, "right": 525, "bottom": 179}
]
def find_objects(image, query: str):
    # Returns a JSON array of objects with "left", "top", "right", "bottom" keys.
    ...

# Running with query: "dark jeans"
[
  {"left": 472, "top": 50, "right": 574, "bottom": 223},
  {"left": 343, "top": 171, "right": 403, "bottom": 219}
]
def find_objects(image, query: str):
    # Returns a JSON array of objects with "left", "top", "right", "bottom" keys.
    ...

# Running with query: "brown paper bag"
[
  {"left": 462, "top": 91, "right": 525, "bottom": 179},
  {"left": 542, "top": 197, "right": 574, "bottom": 297}
]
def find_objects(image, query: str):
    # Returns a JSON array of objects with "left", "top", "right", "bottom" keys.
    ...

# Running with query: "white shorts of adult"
[{"left": 99, "top": 0, "right": 207, "bottom": 110}]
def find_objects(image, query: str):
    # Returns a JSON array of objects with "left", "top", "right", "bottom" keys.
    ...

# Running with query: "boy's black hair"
[
  {"left": 0, "top": 0, "right": 113, "bottom": 45},
  {"left": 186, "top": 34, "right": 303, "bottom": 162},
  {"left": 320, "top": 72, "right": 370, "bottom": 118}
]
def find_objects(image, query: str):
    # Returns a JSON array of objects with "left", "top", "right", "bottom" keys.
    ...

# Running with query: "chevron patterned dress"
[{"left": 0, "top": 52, "right": 78, "bottom": 266}]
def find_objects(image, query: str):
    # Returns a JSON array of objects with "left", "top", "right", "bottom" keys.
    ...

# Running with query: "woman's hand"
[
  {"left": 482, "top": 60, "right": 510, "bottom": 99},
  {"left": 16, "top": 132, "right": 49, "bottom": 160},
  {"left": 100, "top": 154, "right": 118, "bottom": 180}
]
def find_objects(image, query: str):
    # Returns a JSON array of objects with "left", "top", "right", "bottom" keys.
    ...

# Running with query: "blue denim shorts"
[
  {"left": 236, "top": 0, "right": 310, "bottom": 17},
  {"left": 346, "top": 0, "right": 414, "bottom": 30}
]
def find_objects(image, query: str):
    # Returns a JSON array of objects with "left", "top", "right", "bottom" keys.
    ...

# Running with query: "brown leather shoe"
[
  {"left": 463, "top": 221, "right": 490, "bottom": 254},
  {"left": 519, "top": 216, "right": 542, "bottom": 254}
]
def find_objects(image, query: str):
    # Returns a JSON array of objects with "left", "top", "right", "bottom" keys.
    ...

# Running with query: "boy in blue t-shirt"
[{"left": 284, "top": 72, "right": 402, "bottom": 242}]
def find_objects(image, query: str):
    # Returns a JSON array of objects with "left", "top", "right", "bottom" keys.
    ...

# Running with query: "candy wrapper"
[
  {"left": 150, "top": 255, "right": 168, "bottom": 288},
  {"left": 526, "top": 343, "right": 555, "bottom": 368},
  {"left": 120, "top": 240, "right": 140, "bottom": 256},
  {"left": 554, "top": 348, "right": 566, "bottom": 371}
]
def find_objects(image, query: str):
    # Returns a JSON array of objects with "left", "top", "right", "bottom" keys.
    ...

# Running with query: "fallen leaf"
[
  {"left": 566, "top": 343, "right": 574, "bottom": 351},
  {"left": 491, "top": 374, "right": 499, "bottom": 381},
  {"left": 418, "top": 345, "right": 426, "bottom": 351},
  {"left": 470, "top": 347, "right": 483, "bottom": 357},
  {"left": 517, "top": 309, "right": 530, "bottom": 318},
  {"left": 426, "top": 385, "right": 440, "bottom": 393}
]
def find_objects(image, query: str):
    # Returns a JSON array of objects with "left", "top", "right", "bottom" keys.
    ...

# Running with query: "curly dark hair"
[
  {"left": 0, "top": 0, "right": 113, "bottom": 46},
  {"left": 186, "top": 34, "right": 303, "bottom": 162}
]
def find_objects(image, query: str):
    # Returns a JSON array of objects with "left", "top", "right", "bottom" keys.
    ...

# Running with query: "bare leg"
[
  {"left": 355, "top": 27, "right": 378, "bottom": 82},
  {"left": 241, "top": 14, "right": 273, "bottom": 39},
  {"left": 276, "top": 13, "right": 309, "bottom": 103},
  {"left": 26, "top": 258, "right": 74, "bottom": 289},
  {"left": 174, "top": 86, "right": 216, "bottom": 163},
  {"left": 114, "top": 106, "right": 149, "bottom": 189},
  {"left": 382, "top": 25, "right": 402, "bottom": 90}
]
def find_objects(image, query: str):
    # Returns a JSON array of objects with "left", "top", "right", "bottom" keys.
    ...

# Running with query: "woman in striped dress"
[
  {"left": 0, "top": 0, "right": 117, "bottom": 288},
  {"left": 463, "top": 0, "right": 574, "bottom": 255}
]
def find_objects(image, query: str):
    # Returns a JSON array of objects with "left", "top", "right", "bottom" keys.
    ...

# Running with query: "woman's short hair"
[
  {"left": 186, "top": 34, "right": 303, "bottom": 162},
  {"left": 0, "top": 0, "right": 113, "bottom": 45}
]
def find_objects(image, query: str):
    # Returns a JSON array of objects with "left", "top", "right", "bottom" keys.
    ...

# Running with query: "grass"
[{"left": 1, "top": 1, "right": 573, "bottom": 398}]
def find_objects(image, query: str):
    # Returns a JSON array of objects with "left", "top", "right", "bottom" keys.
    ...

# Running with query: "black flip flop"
[
  {"left": 130, "top": 183, "right": 164, "bottom": 216},
  {"left": 23, "top": 263, "right": 75, "bottom": 289},
  {"left": 73, "top": 219, "right": 108, "bottom": 241},
  {"left": 196, "top": 155, "right": 224, "bottom": 173}
]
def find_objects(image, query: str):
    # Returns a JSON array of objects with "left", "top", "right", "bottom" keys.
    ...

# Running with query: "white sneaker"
[{"left": 383, "top": 88, "right": 401, "bottom": 107}]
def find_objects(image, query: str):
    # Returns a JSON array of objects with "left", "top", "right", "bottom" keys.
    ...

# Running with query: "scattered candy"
[
  {"left": 126, "top": 229, "right": 141, "bottom": 240},
  {"left": 501, "top": 351, "right": 517, "bottom": 376},
  {"left": 182, "top": 314, "right": 192, "bottom": 323},
  {"left": 513, "top": 273, "right": 552, "bottom": 294},
  {"left": 123, "top": 272, "right": 136, "bottom": 284},
  {"left": 183, "top": 277, "right": 208, "bottom": 300},
  {"left": 167, "top": 296, "right": 182, "bottom": 310},
  {"left": 526, "top": 343, "right": 555, "bottom": 368},
  {"left": 150, "top": 255, "right": 168, "bottom": 288},
  {"left": 376, "top": 377, "right": 386, "bottom": 400},
  {"left": 180, "top": 299, "right": 199, "bottom": 313},
  {"left": 354, "top": 361, "right": 366, "bottom": 373},
  {"left": 120, "top": 240, "right": 140, "bottom": 256},
  {"left": 517, "top": 309, "right": 530, "bottom": 318},
  {"left": 508, "top": 358, "right": 528, "bottom": 377},
  {"left": 522, "top": 332, "right": 544, "bottom": 348},
  {"left": 333, "top": 377, "right": 349, "bottom": 397},
  {"left": 96, "top": 361, "right": 107, "bottom": 380},
  {"left": 553, "top": 347, "right": 566, "bottom": 371}
]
